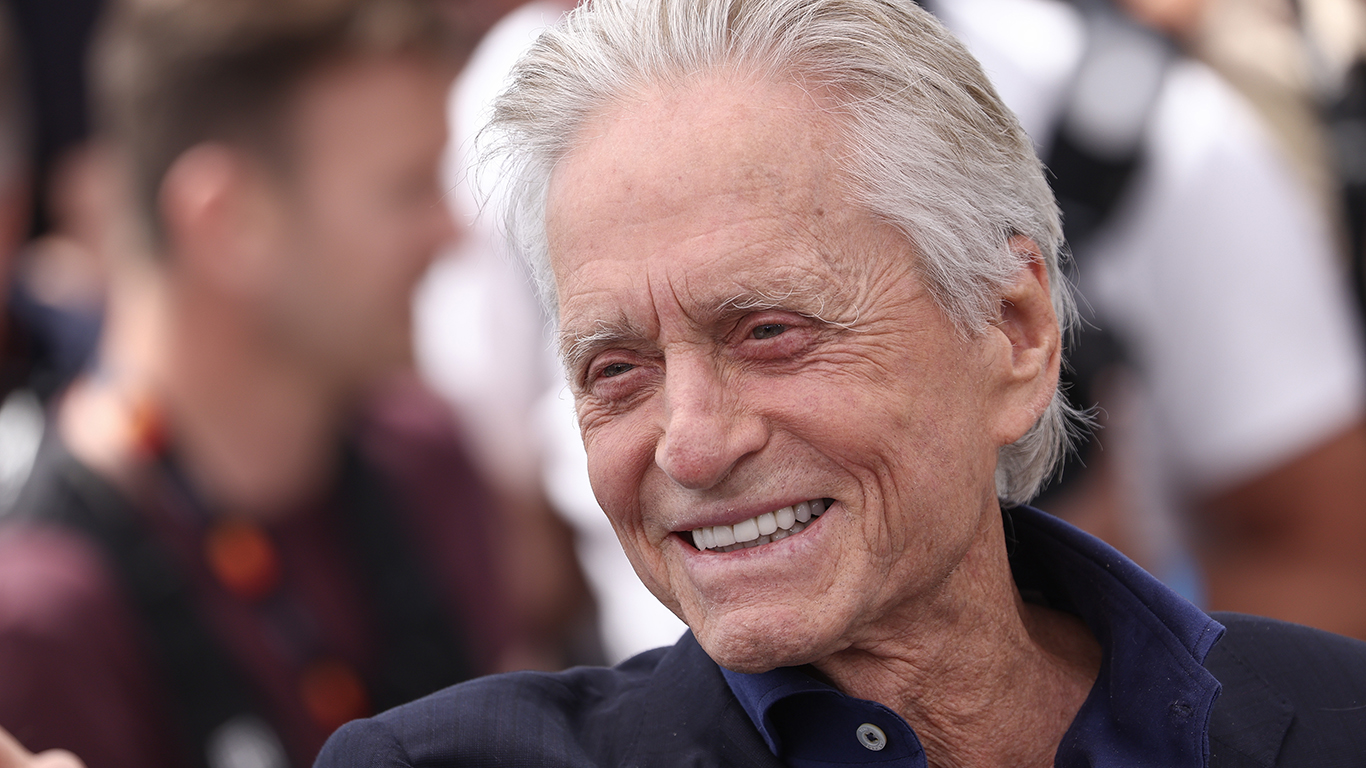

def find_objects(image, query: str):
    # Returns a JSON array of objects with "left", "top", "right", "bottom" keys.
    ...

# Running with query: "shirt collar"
[{"left": 722, "top": 505, "right": 1225, "bottom": 768}]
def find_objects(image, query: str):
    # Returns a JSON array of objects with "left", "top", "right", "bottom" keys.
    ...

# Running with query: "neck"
[
  {"left": 811, "top": 505, "right": 1100, "bottom": 768},
  {"left": 62, "top": 259, "right": 348, "bottom": 518}
]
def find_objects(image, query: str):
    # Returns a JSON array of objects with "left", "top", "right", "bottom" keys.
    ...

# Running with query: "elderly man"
[{"left": 319, "top": 0, "right": 1366, "bottom": 765}]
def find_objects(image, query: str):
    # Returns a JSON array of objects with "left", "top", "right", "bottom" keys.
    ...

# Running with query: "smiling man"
[{"left": 318, "top": 1, "right": 1366, "bottom": 766}]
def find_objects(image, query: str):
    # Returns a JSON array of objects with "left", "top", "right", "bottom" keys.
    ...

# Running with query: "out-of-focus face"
[
  {"left": 436, "top": 0, "right": 539, "bottom": 54},
  {"left": 548, "top": 75, "right": 1033, "bottom": 672},
  {"left": 262, "top": 54, "right": 456, "bottom": 391}
]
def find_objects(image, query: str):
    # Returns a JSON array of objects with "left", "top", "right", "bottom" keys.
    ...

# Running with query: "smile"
[{"left": 690, "top": 499, "right": 830, "bottom": 553}]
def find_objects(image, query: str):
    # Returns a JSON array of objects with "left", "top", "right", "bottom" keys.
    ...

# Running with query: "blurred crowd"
[{"left": 0, "top": 0, "right": 1363, "bottom": 767}]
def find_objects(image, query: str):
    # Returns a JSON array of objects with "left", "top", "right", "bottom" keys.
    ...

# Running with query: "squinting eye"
[
  {"left": 600, "top": 362, "right": 635, "bottom": 378},
  {"left": 751, "top": 323, "right": 787, "bottom": 340}
]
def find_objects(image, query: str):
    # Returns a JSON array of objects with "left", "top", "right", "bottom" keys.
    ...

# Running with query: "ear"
[
  {"left": 987, "top": 235, "right": 1061, "bottom": 447},
  {"left": 158, "top": 143, "right": 284, "bottom": 298}
]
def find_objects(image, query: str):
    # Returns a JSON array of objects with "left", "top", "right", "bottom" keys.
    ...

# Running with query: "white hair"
[{"left": 480, "top": 0, "right": 1083, "bottom": 503}]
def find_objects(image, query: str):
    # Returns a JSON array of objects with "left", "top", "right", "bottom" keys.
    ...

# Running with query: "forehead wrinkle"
[
  {"left": 700, "top": 236, "right": 870, "bottom": 326},
  {"left": 655, "top": 202, "right": 844, "bottom": 310},
  {"left": 645, "top": 229, "right": 877, "bottom": 344},
  {"left": 552, "top": 78, "right": 887, "bottom": 373}
]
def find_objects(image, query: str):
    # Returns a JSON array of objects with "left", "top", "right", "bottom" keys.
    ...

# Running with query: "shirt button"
[{"left": 856, "top": 723, "right": 887, "bottom": 751}]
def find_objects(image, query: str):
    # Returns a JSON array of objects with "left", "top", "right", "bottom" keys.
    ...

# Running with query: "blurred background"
[{"left": 0, "top": 0, "right": 1363, "bottom": 767}]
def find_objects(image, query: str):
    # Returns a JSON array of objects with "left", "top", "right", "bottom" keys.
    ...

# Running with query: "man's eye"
[
  {"left": 600, "top": 362, "right": 635, "bottom": 378},
  {"left": 751, "top": 323, "right": 787, "bottom": 340}
]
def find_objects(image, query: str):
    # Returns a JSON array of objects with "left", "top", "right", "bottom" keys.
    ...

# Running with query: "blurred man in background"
[{"left": 0, "top": 1, "right": 554, "bottom": 766}]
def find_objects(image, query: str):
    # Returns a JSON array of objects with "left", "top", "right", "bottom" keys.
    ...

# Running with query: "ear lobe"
[{"left": 991, "top": 235, "right": 1061, "bottom": 445}]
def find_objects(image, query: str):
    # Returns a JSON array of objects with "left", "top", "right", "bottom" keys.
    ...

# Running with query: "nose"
[{"left": 654, "top": 355, "right": 767, "bottom": 490}]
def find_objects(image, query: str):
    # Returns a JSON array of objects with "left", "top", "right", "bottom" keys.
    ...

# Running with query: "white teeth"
[
  {"left": 775, "top": 506, "right": 795, "bottom": 529},
  {"left": 733, "top": 517, "right": 760, "bottom": 543},
  {"left": 713, "top": 525, "right": 735, "bottom": 547},
  {"left": 689, "top": 500, "right": 831, "bottom": 552},
  {"left": 756, "top": 512, "right": 777, "bottom": 536}
]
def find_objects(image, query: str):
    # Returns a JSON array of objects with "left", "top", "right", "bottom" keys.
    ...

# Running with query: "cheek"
[
  {"left": 581, "top": 416, "right": 684, "bottom": 605},
  {"left": 302, "top": 186, "right": 397, "bottom": 279},
  {"left": 755, "top": 365, "right": 950, "bottom": 457},
  {"left": 757, "top": 356, "right": 992, "bottom": 517},
  {"left": 581, "top": 413, "right": 658, "bottom": 534}
]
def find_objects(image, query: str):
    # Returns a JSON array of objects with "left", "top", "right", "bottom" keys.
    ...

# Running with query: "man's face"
[
  {"left": 262, "top": 55, "right": 455, "bottom": 390},
  {"left": 548, "top": 76, "right": 1025, "bottom": 672}
]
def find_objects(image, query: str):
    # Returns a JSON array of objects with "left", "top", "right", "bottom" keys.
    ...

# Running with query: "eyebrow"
[
  {"left": 716, "top": 283, "right": 849, "bottom": 324},
  {"left": 558, "top": 317, "right": 652, "bottom": 383},
  {"left": 557, "top": 274, "right": 861, "bottom": 379}
]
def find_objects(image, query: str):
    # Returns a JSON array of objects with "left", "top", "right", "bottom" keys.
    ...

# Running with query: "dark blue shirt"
[{"left": 722, "top": 505, "right": 1225, "bottom": 768}]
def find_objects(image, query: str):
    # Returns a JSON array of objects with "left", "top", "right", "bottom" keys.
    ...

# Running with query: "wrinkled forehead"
[
  {"left": 549, "top": 76, "right": 840, "bottom": 215},
  {"left": 544, "top": 74, "right": 920, "bottom": 365},
  {"left": 546, "top": 77, "right": 865, "bottom": 291}
]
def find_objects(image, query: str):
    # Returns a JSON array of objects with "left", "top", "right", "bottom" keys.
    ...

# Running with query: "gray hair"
[{"left": 481, "top": 0, "right": 1083, "bottom": 503}]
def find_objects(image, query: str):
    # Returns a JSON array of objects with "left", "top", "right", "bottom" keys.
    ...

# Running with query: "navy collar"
[{"left": 722, "top": 505, "right": 1225, "bottom": 768}]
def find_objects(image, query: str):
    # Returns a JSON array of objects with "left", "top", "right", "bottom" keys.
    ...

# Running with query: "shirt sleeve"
[
  {"left": 0, "top": 525, "right": 183, "bottom": 768},
  {"left": 1086, "top": 60, "right": 1366, "bottom": 491}
]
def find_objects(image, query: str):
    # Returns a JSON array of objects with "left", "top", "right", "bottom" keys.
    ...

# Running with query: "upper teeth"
[{"left": 691, "top": 499, "right": 827, "bottom": 553}]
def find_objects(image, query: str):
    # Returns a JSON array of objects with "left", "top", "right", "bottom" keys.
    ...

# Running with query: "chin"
[{"left": 692, "top": 606, "right": 841, "bottom": 674}]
